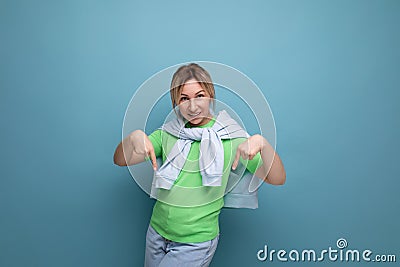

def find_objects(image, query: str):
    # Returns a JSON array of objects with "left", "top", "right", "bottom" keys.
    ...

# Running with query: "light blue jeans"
[{"left": 144, "top": 224, "right": 219, "bottom": 267}]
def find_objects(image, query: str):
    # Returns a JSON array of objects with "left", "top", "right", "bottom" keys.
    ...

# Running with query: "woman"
[{"left": 114, "top": 63, "right": 286, "bottom": 266}]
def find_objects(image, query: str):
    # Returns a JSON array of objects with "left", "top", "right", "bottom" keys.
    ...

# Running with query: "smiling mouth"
[{"left": 188, "top": 112, "right": 201, "bottom": 117}]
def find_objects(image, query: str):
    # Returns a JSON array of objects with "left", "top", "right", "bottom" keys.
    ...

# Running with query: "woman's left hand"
[{"left": 232, "top": 134, "right": 266, "bottom": 170}]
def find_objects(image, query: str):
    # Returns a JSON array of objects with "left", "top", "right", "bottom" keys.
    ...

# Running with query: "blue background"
[{"left": 1, "top": 0, "right": 399, "bottom": 266}]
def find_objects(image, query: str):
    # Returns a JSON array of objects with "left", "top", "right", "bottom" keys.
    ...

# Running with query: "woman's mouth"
[{"left": 188, "top": 112, "right": 201, "bottom": 118}]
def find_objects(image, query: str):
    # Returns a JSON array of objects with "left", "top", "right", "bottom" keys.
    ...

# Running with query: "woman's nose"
[{"left": 189, "top": 99, "right": 197, "bottom": 111}]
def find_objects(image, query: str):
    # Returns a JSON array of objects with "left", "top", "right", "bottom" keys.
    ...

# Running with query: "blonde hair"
[{"left": 170, "top": 63, "right": 215, "bottom": 112}]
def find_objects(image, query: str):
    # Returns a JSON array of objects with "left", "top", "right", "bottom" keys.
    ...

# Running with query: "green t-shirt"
[{"left": 147, "top": 117, "right": 262, "bottom": 243}]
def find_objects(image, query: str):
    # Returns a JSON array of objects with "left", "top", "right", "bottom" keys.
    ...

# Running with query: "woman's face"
[{"left": 178, "top": 79, "right": 213, "bottom": 126}]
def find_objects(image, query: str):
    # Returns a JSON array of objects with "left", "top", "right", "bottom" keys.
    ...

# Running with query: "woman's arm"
[
  {"left": 113, "top": 130, "right": 157, "bottom": 170},
  {"left": 232, "top": 134, "right": 286, "bottom": 185}
]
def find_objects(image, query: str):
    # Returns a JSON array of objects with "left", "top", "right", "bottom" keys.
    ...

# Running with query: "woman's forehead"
[{"left": 181, "top": 81, "right": 207, "bottom": 95}]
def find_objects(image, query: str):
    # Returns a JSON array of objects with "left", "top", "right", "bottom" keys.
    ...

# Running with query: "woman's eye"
[
  {"left": 196, "top": 94, "right": 204, "bottom": 98},
  {"left": 180, "top": 97, "right": 188, "bottom": 102}
]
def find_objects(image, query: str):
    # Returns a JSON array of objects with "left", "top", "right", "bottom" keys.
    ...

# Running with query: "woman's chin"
[{"left": 188, "top": 117, "right": 201, "bottom": 124}]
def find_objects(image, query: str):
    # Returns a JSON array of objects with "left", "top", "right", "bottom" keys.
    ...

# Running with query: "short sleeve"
[
  {"left": 146, "top": 129, "right": 163, "bottom": 159},
  {"left": 240, "top": 151, "right": 263, "bottom": 174},
  {"left": 231, "top": 137, "right": 263, "bottom": 174}
]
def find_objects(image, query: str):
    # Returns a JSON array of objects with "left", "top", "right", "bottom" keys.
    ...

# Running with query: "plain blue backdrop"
[{"left": 1, "top": 0, "right": 399, "bottom": 266}]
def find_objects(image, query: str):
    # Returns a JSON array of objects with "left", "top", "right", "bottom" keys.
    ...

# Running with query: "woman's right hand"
[
  {"left": 113, "top": 130, "right": 158, "bottom": 169},
  {"left": 127, "top": 130, "right": 158, "bottom": 170}
]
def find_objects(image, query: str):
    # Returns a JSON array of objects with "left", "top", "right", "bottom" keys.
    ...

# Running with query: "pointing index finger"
[
  {"left": 232, "top": 149, "right": 241, "bottom": 170},
  {"left": 149, "top": 149, "right": 157, "bottom": 171}
]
